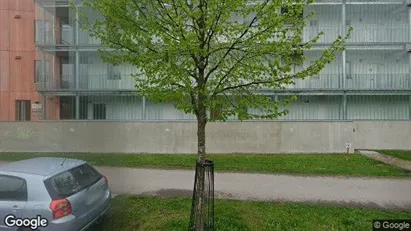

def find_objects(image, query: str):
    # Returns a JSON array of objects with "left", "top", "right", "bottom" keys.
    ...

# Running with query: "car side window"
[{"left": 0, "top": 175, "right": 27, "bottom": 201}]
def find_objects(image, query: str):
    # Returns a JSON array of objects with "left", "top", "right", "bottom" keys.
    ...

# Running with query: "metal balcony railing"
[
  {"left": 35, "top": 28, "right": 101, "bottom": 47},
  {"left": 283, "top": 74, "right": 341, "bottom": 89},
  {"left": 303, "top": 26, "right": 409, "bottom": 44},
  {"left": 311, "top": 0, "right": 405, "bottom": 3},
  {"left": 36, "top": 74, "right": 410, "bottom": 92},
  {"left": 346, "top": 0, "right": 404, "bottom": 2},
  {"left": 345, "top": 74, "right": 410, "bottom": 90},
  {"left": 36, "top": 75, "right": 137, "bottom": 91}
]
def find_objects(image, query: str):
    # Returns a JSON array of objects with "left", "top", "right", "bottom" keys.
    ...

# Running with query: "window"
[
  {"left": 44, "top": 164, "right": 102, "bottom": 199},
  {"left": 15, "top": 100, "right": 31, "bottom": 121},
  {"left": 35, "top": 60, "right": 49, "bottom": 82},
  {"left": 35, "top": 20, "right": 50, "bottom": 43},
  {"left": 108, "top": 64, "right": 121, "bottom": 80},
  {"left": 93, "top": 104, "right": 106, "bottom": 120},
  {"left": 346, "top": 61, "right": 352, "bottom": 79},
  {"left": 0, "top": 175, "right": 27, "bottom": 201},
  {"left": 35, "top": 20, "right": 42, "bottom": 43}
]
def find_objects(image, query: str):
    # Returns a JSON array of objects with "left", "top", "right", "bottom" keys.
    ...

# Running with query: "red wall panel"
[
  {"left": 0, "top": 9, "right": 10, "bottom": 51},
  {"left": 0, "top": 0, "right": 10, "bottom": 10},
  {"left": 0, "top": 92, "right": 10, "bottom": 120},
  {"left": 0, "top": 51, "right": 10, "bottom": 91}
]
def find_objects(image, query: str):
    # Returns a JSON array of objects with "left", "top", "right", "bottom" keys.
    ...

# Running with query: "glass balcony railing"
[
  {"left": 36, "top": 74, "right": 410, "bottom": 92},
  {"left": 303, "top": 26, "right": 409, "bottom": 44}
]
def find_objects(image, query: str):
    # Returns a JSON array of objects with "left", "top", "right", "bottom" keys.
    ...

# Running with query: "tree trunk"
[{"left": 193, "top": 93, "right": 207, "bottom": 231}]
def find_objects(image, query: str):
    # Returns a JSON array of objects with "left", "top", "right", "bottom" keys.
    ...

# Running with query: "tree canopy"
[{"left": 76, "top": 0, "right": 350, "bottom": 123}]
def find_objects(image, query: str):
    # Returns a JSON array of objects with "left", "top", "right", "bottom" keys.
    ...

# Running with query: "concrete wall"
[{"left": 0, "top": 121, "right": 409, "bottom": 154}]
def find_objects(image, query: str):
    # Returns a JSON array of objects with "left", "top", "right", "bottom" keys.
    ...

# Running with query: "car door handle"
[{"left": 12, "top": 205, "right": 19, "bottom": 209}]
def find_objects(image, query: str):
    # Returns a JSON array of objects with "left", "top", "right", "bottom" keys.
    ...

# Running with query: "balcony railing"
[
  {"left": 345, "top": 74, "right": 410, "bottom": 90},
  {"left": 284, "top": 74, "right": 341, "bottom": 89},
  {"left": 303, "top": 26, "right": 409, "bottom": 44},
  {"left": 35, "top": 28, "right": 101, "bottom": 47},
  {"left": 311, "top": 0, "right": 405, "bottom": 3},
  {"left": 36, "top": 74, "right": 137, "bottom": 91},
  {"left": 36, "top": 74, "right": 410, "bottom": 92}
]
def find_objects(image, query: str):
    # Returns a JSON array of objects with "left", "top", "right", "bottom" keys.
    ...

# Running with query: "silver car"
[{"left": 0, "top": 157, "right": 111, "bottom": 231}]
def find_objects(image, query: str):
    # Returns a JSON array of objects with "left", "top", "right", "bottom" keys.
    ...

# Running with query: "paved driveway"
[
  {"left": 96, "top": 166, "right": 411, "bottom": 210},
  {"left": 1, "top": 161, "right": 410, "bottom": 210}
]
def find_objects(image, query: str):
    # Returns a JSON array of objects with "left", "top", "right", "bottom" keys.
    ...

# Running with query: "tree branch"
[{"left": 204, "top": 0, "right": 270, "bottom": 81}]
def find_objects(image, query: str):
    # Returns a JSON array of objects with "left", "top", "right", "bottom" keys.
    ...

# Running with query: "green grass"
[
  {"left": 378, "top": 150, "right": 411, "bottom": 162},
  {"left": 92, "top": 195, "right": 411, "bottom": 231},
  {"left": 0, "top": 152, "right": 410, "bottom": 177}
]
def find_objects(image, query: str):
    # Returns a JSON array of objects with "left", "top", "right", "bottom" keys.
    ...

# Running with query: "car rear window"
[{"left": 44, "top": 163, "right": 102, "bottom": 199}]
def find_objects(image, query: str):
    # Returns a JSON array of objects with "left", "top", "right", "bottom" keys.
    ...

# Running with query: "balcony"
[
  {"left": 303, "top": 26, "right": 409, "bottom": 44},
  {"left": 36, "top": 74, "right": 410, "bottom": 93},
  {"left": 36, "top": 75, "right": 137, "bottom": 91},
  {"left": 310, "top": 0, "right": 405, "bottom": 3},
  {"left": 345, "top": 74, "right": 410, "bottom": 90},
  {"left": 35, "top": 27, "right": 101, "bottom": 48},
  {"left": 282, "top": 74, "right": 410, "bottom": 90}
]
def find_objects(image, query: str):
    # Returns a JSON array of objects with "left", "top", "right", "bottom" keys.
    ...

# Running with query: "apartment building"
[
  {"left": 0, "top": 0, "right": 42, "bottom": 121},
  {"left": 1, "top": 0, "right": 411, "bottom": 121}
]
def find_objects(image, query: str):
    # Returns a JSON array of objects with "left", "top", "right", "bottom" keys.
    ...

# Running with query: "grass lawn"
[
  {"left": 0, "top": 152, "right": 410, "bottom": 177},
  {"left": 378, "top": 150, "right": 411, "bottom": 162},
  {"left": 91, "top": 195, "right": 411, "bottom": 231}
]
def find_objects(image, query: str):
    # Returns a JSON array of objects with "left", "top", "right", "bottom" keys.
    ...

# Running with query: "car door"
[{"left": 0, "top": 174, "right": 28, "bottom": 231}]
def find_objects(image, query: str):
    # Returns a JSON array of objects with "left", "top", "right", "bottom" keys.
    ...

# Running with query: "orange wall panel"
[
  {"left": 0, "top": 92, "right": 10, "bottom": 120},
  {"left": 21, "top": 11, "right": 35, "bottom": 51},
  {"left": 9, "top": 51, "right": 36, "bottom": 93},
  {"left": 8, "top": 10, "right": 35, "bottom": 52},
  {"left": 0, "top": 51, "right": 9, "bottom": 91},
  {"left": 9, "top": 0, "right": 32, "bottom": 11},
  {"left": 0, "top": 9, "right": 10, "bottom": 51},
  {"left": 0, "top": 0, "right": 10, "bottom": 10},
  {"left": 8, "top": 10, "right": 20, "bottom": 51}
]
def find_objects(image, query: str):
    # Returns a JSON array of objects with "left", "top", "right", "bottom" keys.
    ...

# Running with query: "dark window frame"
[
  {"left": 0, "top": 174, "right": 28, "bottom": 202},
  {"left": 93, "top": 104, "right": 106, "bottom": 120},
  {"left": 15, "top": 100, "right": 31, "bottom": 121}
]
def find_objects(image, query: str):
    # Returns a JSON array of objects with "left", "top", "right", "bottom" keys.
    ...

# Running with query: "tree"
[{"left": 74, "top": 0, "right": 350, "bottom": 229}]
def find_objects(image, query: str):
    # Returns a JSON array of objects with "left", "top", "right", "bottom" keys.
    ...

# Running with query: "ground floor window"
[{"left": 15, "top": 100, "right": 31, "bottom": 121}]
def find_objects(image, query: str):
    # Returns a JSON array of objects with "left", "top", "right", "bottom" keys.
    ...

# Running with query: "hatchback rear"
[{"left": 0, "top": 157, "right": 111, "bottom": 231}]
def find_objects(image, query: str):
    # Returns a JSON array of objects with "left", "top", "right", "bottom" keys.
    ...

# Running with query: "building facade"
[
  {"left": 1, "top": 0, "right": 411, "bottom": 121},
  {"left": 0, "top": 0, "right": 42, "bottom": 121}
]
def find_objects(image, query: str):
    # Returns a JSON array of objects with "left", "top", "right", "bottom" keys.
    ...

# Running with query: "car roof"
[{"left": 0, "top": 157, "right": 86, "bottom": 177}]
